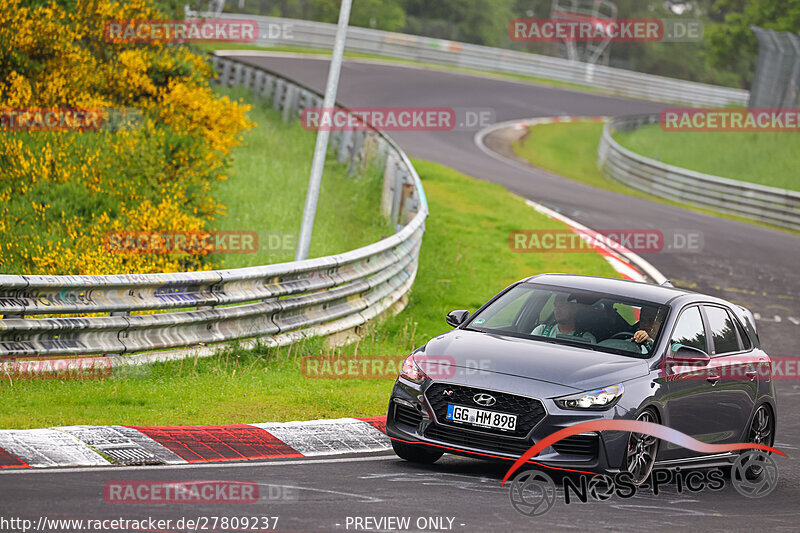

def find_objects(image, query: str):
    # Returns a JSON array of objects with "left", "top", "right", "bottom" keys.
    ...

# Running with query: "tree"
[
  {"left": 707, "top": 0, "right": 800, "bottom": 71},
  {"left": 311, "top": 0, "right": 405, "bottom": 31}
]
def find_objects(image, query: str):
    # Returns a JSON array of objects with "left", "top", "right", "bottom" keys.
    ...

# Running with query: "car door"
[
  {"left": 661, "top": 305, "right": 725, "bottom": 459},
  {"left": 701, "top": 304, "right": 758, "bottom": 443}
]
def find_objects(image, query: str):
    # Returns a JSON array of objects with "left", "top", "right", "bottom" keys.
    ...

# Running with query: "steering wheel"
[{"left": 610, "top": 331, "right": 636, "bottom": 341}]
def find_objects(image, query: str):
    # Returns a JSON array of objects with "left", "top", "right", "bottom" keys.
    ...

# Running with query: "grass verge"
[
  {"left": 211, "top": 86, "right": 393, "bottom": 268},
  {"left": 512, "top": 121, "right": 799, "bottom": 234},
  {"left": 614, "top": 124, "right": 800, "bottom": 192},
  {"left": 0, "top": 159, "right": 619, "bottom": 428}
]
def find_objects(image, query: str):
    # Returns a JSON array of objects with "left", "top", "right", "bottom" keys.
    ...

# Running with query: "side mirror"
[
  {"left": 671, "top": 345, "right": 710, "bottom": 364},
  {"left": 446, "top": 310, "right": 470, "bottom": 328}
]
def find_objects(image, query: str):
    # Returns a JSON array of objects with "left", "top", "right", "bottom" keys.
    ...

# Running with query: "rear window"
[{"left": 704, "top": 305, "right": 741, "bottom": 355}]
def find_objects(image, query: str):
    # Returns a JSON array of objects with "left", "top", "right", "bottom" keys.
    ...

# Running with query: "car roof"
[{"left": 521, "top": 273, "right": 693, "bottom": 305}]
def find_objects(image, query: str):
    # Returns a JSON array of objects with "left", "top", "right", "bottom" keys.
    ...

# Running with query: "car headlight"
[
  {"left": 554, "top": 384, "right": 624, "bottom": 410},
  {"left": 399, "top": 354, "right": 427, "bottom": 383}
]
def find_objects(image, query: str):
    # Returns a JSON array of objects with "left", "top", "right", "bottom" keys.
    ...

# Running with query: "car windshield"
[{"left": 465, "top": 283, "right": 669, "bottom": 358}]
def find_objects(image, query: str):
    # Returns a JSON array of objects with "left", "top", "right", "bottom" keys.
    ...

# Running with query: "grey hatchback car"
[{"left": 385, "top": 274, "right": 776, "bottom": 484}]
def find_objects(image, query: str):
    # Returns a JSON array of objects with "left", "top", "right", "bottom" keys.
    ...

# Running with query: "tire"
[
  {"left": 747, "top": 404, "right": 775, "bottom": 448},
  {"left": 624, "top": 408, "right": 659, "bottom": 486},
  {"left": 392, "top": 440, "right": 444, "bottom": 464},
  {"left": 743, "top": 404, "right": 775, "bottom": 480}
]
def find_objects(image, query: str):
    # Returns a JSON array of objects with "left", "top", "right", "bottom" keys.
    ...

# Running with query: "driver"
[
  {"left": 533, "top": 294, "right": 596, "bottom": 343},
  {"left": 631, "top": 306, "right": 661, "bottom": 349}
]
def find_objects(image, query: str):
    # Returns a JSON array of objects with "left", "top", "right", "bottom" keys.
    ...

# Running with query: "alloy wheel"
[
  {"left": 626, "top": 409, "right": 659, "bottom": 485},
  {"left": 745, "top": 405, "right": 774, "bottom": 478}
]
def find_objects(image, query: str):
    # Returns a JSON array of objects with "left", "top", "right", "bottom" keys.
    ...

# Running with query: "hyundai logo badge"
[{"left": 473, "top": 393, "right": 496, "bottom": 407}]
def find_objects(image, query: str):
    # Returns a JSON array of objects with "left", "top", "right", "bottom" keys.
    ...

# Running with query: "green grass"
[
  {"left": 512, "top": 121, "right": 800, "bottom": 233},
  {"left": 197, "top": 43, "right": 617, "bottom": 98},
  {"left": 614, "top": 124, "right": 800, "bottom": 192},
  {"left": 0, "top": 158, "right": 619, "bottom": 428},
  {"left": 211, "top": 86, "right": 393, "bottom": 268}
]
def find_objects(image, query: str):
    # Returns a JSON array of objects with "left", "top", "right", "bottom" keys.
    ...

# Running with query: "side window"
[
  {"left": 704, "top": 306, "right": 742, "bottom": 355},
  {"left": 734, "top": 316, "right": 753, "bottom": 351},
  {"left": 670, "top": 306, "right": 707, "bottom": 353}
]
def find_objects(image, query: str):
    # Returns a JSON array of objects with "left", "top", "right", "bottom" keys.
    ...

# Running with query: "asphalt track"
[{"left": 3, "top": 56, "right": 799, "bottom": 531}]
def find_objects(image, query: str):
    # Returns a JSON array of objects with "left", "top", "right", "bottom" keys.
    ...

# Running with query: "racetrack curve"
[{"left": 3, "top": 55, "right": 798, "bottom": 532}]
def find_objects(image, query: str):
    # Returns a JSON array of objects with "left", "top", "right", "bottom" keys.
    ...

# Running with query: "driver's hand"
[{"left": 632, "top": 330, "right": 650, "bottom": 344}]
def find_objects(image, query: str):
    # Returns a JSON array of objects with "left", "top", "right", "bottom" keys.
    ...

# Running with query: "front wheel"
[
  {"left": 625, "top": 409, "right": 659, "bottom": 485},
  {"left": 392, "top": 440, "right": 444, "bottom": 464}
]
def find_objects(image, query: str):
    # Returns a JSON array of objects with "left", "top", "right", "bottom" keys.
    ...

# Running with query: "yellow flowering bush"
[{"left": 0, "top": 0, "right": 253, "bottom": 276}]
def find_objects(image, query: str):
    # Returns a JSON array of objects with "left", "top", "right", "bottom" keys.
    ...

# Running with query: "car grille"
[
  {"left": 393, "top": 402, "right": 423, "bottom": 428},
  {"left": 551, "top": 434, "right": 599, "bottom": 457},
  {"left": 424, "top": 383, "right": 546, "bottom": 438},
  {"left": 424, "top": 424, "right": 533, "bottom": 456}
]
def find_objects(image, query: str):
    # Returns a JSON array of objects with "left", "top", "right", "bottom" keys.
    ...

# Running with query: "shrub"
[{"left": 0, "top": 0, "right": 253, "bottom": 275}]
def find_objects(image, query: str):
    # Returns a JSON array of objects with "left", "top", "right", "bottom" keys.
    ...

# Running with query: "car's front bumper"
[{"left": 385, "top": 377, "right": 634, "bottom": 474}]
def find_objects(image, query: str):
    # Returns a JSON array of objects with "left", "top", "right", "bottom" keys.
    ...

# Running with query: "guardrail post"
[
  {"left": 360, "top": 133, "right": 377, "bottom": 173},
  {"left": 347, "top": 130, "right": 366, "bottom": 176},
  {"left": 329, "top": 129, "right": 341, "bottom": 154},
  {"left": 218, "top": 60, "right": 232, "bottom": 86},
  {"left": 232, "top": 63, "right": 244, "bottom": 87},
  {"left": 375, "top": 138, "right": 388, "bottom": 170},
  {"left": 391, "top": 167, "right": 406, "bottom": 227},
  {"left": 274, "top": 79, "right": 286, "bottom": 111},
  {"left": 242, "top": 66, "right": 254, "bottom": 90},
  {"left": 253, "top": 71, "right": 265, "bottom": 97},
  {"left": 282, "top": 85, "right": 298, "bottom": 122},
  {"left": 381, "top": 152, "right": 398, "bottom": 220},
  {"left": 337, "top": 129, "right": 353, "bottom": 163}
]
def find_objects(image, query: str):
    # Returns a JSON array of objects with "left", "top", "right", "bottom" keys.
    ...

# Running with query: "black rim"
[
  {"left": 746, "top": 406, "right": 774, "bottom": 477},
  {"left": 748, "top": 405, "right": 773, "bottom": 447},
  {"left": 626, "top": 410, "right": 658, "bottom": 485}
]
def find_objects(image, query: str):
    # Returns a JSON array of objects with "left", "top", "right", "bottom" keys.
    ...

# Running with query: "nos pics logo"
[
  {"left": 509, "top": 467, "right": 724, "bottom": 517},
  {"left": 509, "top": 448, "right": 778, "bottom": 518}
]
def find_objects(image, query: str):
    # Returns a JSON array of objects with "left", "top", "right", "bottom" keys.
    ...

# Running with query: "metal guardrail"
[
  {"left": 0, "top": 55, "right": 428, "bottom": 360},
  {"left": 215, "top": 14, "right": 749, "bottom": 107},
  {"left": 598, "top": 114, "right": 800, "bottom": 231}
]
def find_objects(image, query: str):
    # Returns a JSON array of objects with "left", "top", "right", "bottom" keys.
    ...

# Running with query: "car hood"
[{"left": 417, "top": 329, "right": 650, "bottom": 395}]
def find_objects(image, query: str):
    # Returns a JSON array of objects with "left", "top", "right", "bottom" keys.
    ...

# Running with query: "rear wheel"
[
  {"left": 391, "top": 440, "right": 444, "bottom": 464},
  {"left": 625, "top": 409, "right": 659, "bottom": 485},
  {"left": 743, "top": 405, "right": 775, "bottom": 479},
  {"left": 748, "top": 405, "right": 774, "bottom": 448}
]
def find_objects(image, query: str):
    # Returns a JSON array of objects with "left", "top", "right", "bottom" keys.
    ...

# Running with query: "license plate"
[{"left": 445, "top": 404, "right": 517, "bottom": 431}]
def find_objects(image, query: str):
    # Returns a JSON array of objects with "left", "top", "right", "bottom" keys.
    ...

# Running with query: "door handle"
[
  {"left": 707, "top": 375, "right": 720, "bottom": 385},
  {"left": 745, "top": 371, "right": 757, "bottom": 381}
]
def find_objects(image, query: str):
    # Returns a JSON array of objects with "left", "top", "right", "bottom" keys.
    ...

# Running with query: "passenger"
[{"left": 533, "top": 294, "right": 596, "bottom": 343}]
